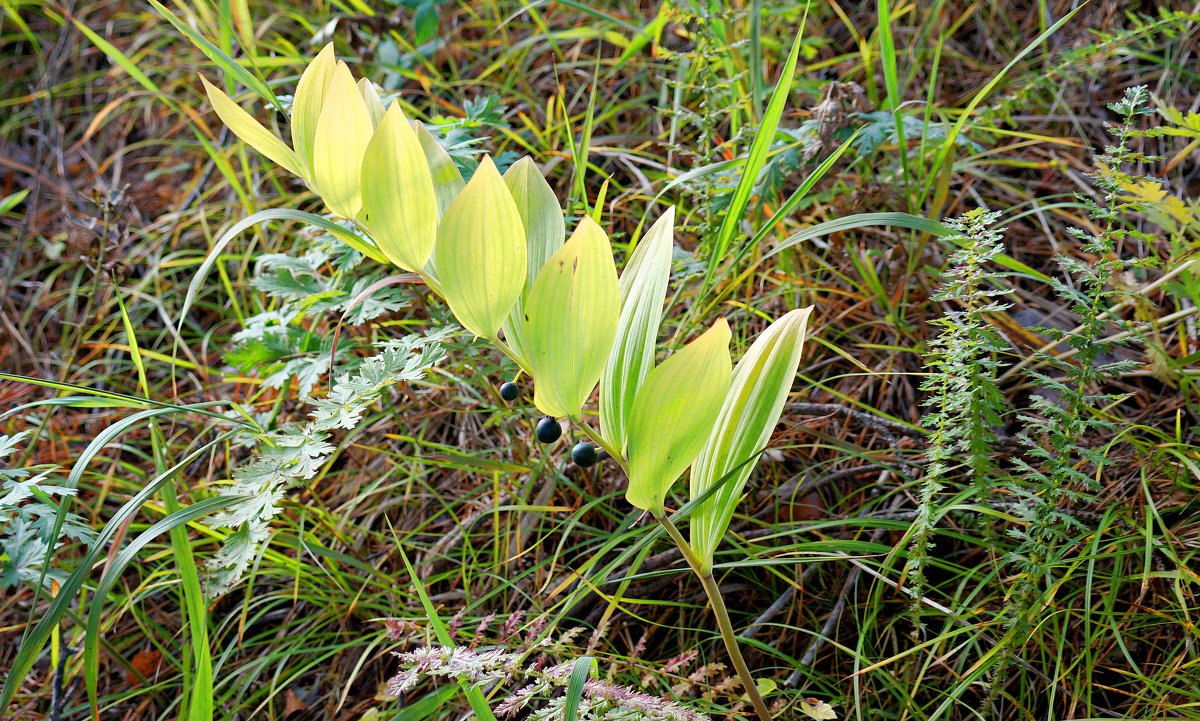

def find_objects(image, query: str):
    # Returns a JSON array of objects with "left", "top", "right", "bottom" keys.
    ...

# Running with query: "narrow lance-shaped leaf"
[
  {"left": 311, "top": 60, "right": 373, "bottom": 218},
  {"left": 599, "top": 207, "right": 674, "bottom": 452},
  {"left": 358, "top": 77, "right": 387, "bottom": 128},
  {"left": 625, "top": 319, "right": 732, "bottom": 513},
  {"left": 414, "top": 120, "right": 465, "bottom": 218},
  {"left": 359, "top": 102, "right": 437, "bottom": 272},
  {"left": 689, "top": 308, "right": 813, "bottom": 572},
  {"left": 502, "top": 156, "right": 565, "bottom": 363},
  {"left": 200, "top": 76, "right": 304, "bottom": 179},
  {"left": 290, "top": 43, "right": 335, "bottom": 180},
  {"left": 434, "top": 155, "right": 527, "bottom": 339},
  {"left": 523, "top": 216, "right": 620, "bottom": 419}
]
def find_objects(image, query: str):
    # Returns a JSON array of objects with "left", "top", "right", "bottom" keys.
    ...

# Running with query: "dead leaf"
[
  {"left": 283, "top": 688, "right": 309, "bottom": 717},
  {"left": 126, "top": 650, "right": 162, "bottom": 685}
]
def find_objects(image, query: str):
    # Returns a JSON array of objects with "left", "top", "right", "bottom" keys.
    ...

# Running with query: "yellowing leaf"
[
  {"left": 1119, "top": 177, "right": 1167, "bottom": 204},
  {"left": 359, "top": 103, "right": 437, "bottom": 272},
  {"left": 358, "top": 77, "right": 386, "bottom": 128},
  {"left": 523, "top": 217, "right": 620, "bottom": 418},
  {"left": 502, "top": 156, "right": 566, "bottom": 363},
  {"left": 689, "top": 308, "right": 813, "bottom": 571},
  {"left": 414, "top": 120, "right": 465, "bottom": 218},
  {"left": 434, "top": 155, "right": 527, "bottom": 339},
  {"left": 1155, "top": 99, "right": 1200, "bottom": 137},
  {"left": 800, "top": 698, "right": 838, "bottom": 721},
  {"left": 311, "top": 60, "right": 373, "bottom": 218},
  {"left": 200, "top": 76, "right": 304, "bottom": 178},
  {"left": 1157, "top": 195, "right": 1197, "bottom": 225},
  {"left": 600, "top": 207, "right": 674, "bottom": 452},
  {"left": 625, "top": 319, "right": 731, "bottom": 513},
  {"left": 290, "top": 43, "right": 335, "bottom": 179}
]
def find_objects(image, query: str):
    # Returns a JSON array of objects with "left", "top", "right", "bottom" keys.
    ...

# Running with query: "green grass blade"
[
  {"left": 617, "top": 5, "right": 669, "bottom": 63},
  {"left": 0, "top": 373, "right": 244, "bottom": 423},
  {"left": 0, "top": 188, "right": 30, "bottom": 215},
  {"left": 702, "top": 11, "right": 808, "bottom": 292},
  {"left": 178, "top": 208, "right": 388, "bottom": 338},
  {"left": 394, "top": 685, "right": 460, "bottom": 720},
  {"left": 69, "top": 16, "right": 169, "bottom": 106},
  {"left": 83, "top": 494, "right": 239, "bottom": 718},
  {"left": 749, "top": 0, "right": 763, "bottom": 119},
  {"left": 397, "top": 547, "right": 499, "bottom": 721},
  {"left": 719, "top": 130, "right": 861, "bottom": 284},
  {"left": 147, "top": 0, "right": 280, "bottom": 108},
  {"left": 27, "top": 403, "right": 222, "bottom": 602},
  {"left": 156, "top": 425, "right": 214, "bottom": 721},
  {"left": 761, "top": 211, "right": 1050, "bottom": 282},
  {"left": 878, "top": 0, "right": 911, "bottom": 205},
  {"left": 563, "top": 656, "right": 597, "bottom": 721},
  {"left": 919, "top": 5, "right": 1083, "bottom": 210}
]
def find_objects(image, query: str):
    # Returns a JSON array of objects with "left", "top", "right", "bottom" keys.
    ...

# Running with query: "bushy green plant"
[
  {"left": 1002, "top": 84, "right": 1158, "bottom": 654},
  {"left": 202, "top": 47, "right": 815, "bottom": 720}
]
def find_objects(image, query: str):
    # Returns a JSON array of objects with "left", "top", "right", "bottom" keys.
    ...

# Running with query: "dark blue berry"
[
  {"left": 499, "top": 382, "right": 519, "bottom": 401},
  {"left": 571, "top": 442, "right": 598, "bottom": 467},
  {"left": 535, "top": 416, "right": 562, "bottom": 444}
]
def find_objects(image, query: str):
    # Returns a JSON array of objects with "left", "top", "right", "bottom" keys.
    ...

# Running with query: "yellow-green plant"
[{"left": 202, "top": 47, "right": 814, "bottom": 721}]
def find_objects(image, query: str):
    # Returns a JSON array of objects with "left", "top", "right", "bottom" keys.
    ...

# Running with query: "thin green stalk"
[
  {"left": 413, "top": 267, "right": 536, "bottom": 378},
  {"left": 491, "top": 335, "right": 535, "bottom": 377},
  {"left": 654, "top": 513, "right": 771, "bottom": 721},
  {"left": 574, "top": 420, "right": 627, "bottom": 469}
]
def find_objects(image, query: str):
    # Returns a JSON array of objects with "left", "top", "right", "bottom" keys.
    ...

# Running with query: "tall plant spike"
[
  {"left": 689, "top": 307, "right": 813, "bottom": 571},
  {"left": 358, "top": 102, "right": 438, "bottom": 272},
  {"left": 599, "top": 207, "right": 675, "bottom": 451},
  {"left": 625, "top": 319, "right": 732, "bottom": 514},
  {"left": 502, "top": 157, "right": 566, "bottom": 363},
  {"left": 311, "top": 60, "right": 373, "bottom": 218},
  {"left": 433, "top": 155, "right": 527, "bottom": 340},
  {"left": 522, "top": 216, "right": 620, "bottom": 419}
]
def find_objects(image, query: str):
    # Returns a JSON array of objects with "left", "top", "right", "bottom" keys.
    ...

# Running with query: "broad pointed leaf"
[
  {"left": 359, "top": 103, "right": 437, "bottom": 272},
  {"left": 414, "top": 121, "right": 465, "bottom": 218},
  {"left": 689, "top": 307, "right": 812, "bottom": 571},
  {"left": 200, "top": 76, "right": 304, "bottom": 178},
  {"left": 358, "top": 77, "right": 386, "bottom": 128},
  {"left": 434, "top": 155, "right": 526, "bottom": 339},
  {"left": 501, "top": 156, "right": 565, "bottom": 362},
  {"left": 599, "top": 207, "right": 674, "bottom": 451},
  {"left": 290, "top": 43, "right": 335, "bottom": 179},
  {"left": 312, "top": 60, "right": 373, "bottom": 218},
  {"left": 625, "top": 319, "right": 732, "bottom": 513},
  {"left": 523, "top": 217, "right": 619, "bottom": 418}
]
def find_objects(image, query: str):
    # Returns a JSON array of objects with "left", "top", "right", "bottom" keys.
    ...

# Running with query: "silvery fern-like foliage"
[
  {"left": 0, "top": 432, "right": 96, "bottom": 588},
  {"left": 903, "top": 209, "right": 1012, "bottom": 615},
  {"left": 227, "top": 233, "right": 409, "bottom": 396},
  {"left": 1003, "top": 86, "right": 1158, "bottom": 636},
  {"left": 205, "top": 328, "right": 454, "bottom": 594}
]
